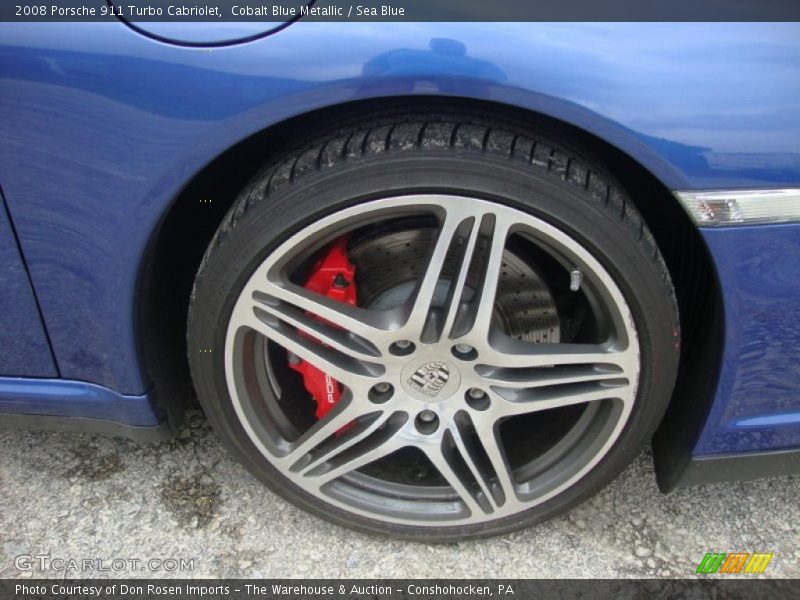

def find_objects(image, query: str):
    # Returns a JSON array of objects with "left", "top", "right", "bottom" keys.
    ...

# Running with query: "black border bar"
[
  {"left": 4, "top": 579, "right": 800, "bottom": 600},
  {"left": 3, "top": 0, "right": 800, "bottom": 22}
]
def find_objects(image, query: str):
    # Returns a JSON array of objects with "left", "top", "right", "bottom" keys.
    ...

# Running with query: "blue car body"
[{"left": 0, "top": 21, "right": 798, "bottom": 486}]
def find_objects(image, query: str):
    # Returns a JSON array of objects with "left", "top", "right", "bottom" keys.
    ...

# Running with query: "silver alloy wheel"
[{"left": 224, "top": 194, "right": 640, "bottom": 526}]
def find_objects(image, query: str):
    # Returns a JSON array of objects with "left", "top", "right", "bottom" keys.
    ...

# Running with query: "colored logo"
[
  {"left": 409, "top": 362, "right": 450, "bottom": 397},
  {"left": 696, "top": 552, "right": 773, "bottom": 574}
]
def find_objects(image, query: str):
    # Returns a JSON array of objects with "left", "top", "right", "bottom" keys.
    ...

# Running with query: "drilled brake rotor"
[{"left": 348, "top": 227, "right": 560, "bottom": 343}]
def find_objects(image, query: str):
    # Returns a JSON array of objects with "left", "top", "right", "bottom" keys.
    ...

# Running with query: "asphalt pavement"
[{"left": 1, "top": 408, "right": 797, "bottom": 579}]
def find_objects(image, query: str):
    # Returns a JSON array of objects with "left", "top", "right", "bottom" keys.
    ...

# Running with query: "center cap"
[{"left": 401, "top": 357, "right": 461, "bottom": 402}]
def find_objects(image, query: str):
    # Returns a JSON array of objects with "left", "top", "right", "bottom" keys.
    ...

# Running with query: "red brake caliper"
[{"left": 288, "top": 236, "right": 357, "bottom": 420}]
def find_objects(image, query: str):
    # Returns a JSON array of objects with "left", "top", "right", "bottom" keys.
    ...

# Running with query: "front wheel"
[{"left": 188, "top": 112, "right": 679, "bottom": 541}]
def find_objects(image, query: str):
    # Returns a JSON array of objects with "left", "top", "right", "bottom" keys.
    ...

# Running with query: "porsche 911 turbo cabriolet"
[{"left": 1, "top": 20, "right": 798, "bottom": 540}]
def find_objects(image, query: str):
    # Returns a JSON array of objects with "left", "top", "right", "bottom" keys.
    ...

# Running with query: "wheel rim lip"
[{"left": 223, "top": 193, "right": 641, "bottom": 527}]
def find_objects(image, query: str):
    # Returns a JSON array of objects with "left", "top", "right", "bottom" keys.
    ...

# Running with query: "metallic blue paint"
[
  {"left": 733, "top": 412, "right": 800, "bottom": 428},
  {"left": 0, "top": 377, "right": 161, "bottom": 426},
  {"left": 694, "top": 224, "right": 800, "bottom": 455},
  {"left": 0, "top": 195, "right": 56, "bottom": 377},
  {"left": 0, "top": 23, "right": 798, "bottom": 454}
]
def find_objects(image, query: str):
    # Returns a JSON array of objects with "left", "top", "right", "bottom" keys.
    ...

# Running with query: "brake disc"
[{"left": 348, "top": 227, "right": 560, "bottom": 343}]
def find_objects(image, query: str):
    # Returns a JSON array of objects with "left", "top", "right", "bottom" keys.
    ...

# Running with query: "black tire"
[{"left": 187, "top": 110, "right": 680, "bottom": 541}]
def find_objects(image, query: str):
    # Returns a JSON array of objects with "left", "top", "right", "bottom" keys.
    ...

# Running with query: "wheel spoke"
[
  {"left": 424, "top": 433, "right": 492, "bottom": 517},
  {"left": 229, "top": 301, "right": 384, "bottom": 386},
  {"left": 401, "top": 210, "right": 470, "bottom": 341},
  {"left": 279, "top": 393, "right": 371, "bottom": 463},
  {"left": 464, "top": 217, "right": 511, "bottom": 341},
  {"left": 476, "top": 363, "right": 627, "bottom": 390},
  {"left": 472, "top": 420, "right": 518, "bottom": 507},
  {"left": 439, "top": 216, "right": 481, "bottom": 340},
  {"left": 480, "top": 338, "right": 636, "bottom": 371},
  {"left": 489, "top": 379, "right": 633, "bottom": 419},
  {"left": 447, "top": 426, "right": 497, "bottom": 511},
  {"left": 253, "top": 294, "right": 381, "bottom": 361},
  {"left": 252, "top": 280, "right": 391, "bottom": 347},
  {"left": 290, "top": 410, "right": 395, "bottom": 476},
  {"left": 447, "top": 413, "right": 518, "bottom": 510},
  {"left": 300, "top": 413, "right": 409, "bottom": 486}
]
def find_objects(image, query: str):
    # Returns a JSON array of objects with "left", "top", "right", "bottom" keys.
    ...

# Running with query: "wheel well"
[{"left": 139, "top": 97, "right": 723, "bottom": 474}]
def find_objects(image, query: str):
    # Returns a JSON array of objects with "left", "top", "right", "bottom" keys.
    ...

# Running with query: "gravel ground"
[{"left": 1, "top": 408, "right": 797, "bottom": 579}]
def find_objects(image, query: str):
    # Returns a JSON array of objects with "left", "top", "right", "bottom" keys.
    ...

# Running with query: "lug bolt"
[
  {"left": 466, "top": 387, "right": 490, "bottom": 411},
  {"left": 369, "top": 382, "right": 394, "bottom": 403},
  {"left": 390, "top": 340, "right": 415, "bottom": 356},
  {"left": 452, "top": 343, "right": 477, "bottom": 360},
  {"left": 415, "top": 411, "right": 440, "bottom": 434},
  {"left": 418, "top": 410, "right": 436, "bottom": 423}
]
